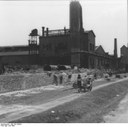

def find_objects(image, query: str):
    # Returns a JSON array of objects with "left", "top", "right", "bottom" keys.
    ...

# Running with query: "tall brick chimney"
[
  {"left": 42, "top": 27, "right": 45, "bottom": 37},
  {"left": 114, "top": 38, "right": 118, "bottom": 58},
  {"left": 70, "top": 1, "right": 83, "bottom": 32},
  {"left": 46, "top": 28, "right": 49, "bottom": 36},
  {"left": 70, "top": 1, "right": 83, "bottom": 67}
]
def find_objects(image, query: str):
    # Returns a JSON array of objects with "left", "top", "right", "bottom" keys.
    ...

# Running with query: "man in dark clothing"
[
  {"left": 59, "top": 74, "right": 63, "bottom": 84},
  {"left": 77, "top": 74, "right": 82, "bottom": 89},
  {"left": 53, "top": 74, "right": 58, "bottom": 85}
]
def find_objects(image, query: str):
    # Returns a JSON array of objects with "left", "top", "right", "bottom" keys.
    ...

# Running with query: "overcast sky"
[{"left": 0, "top": 0, "right": 127, "bottom": 56}]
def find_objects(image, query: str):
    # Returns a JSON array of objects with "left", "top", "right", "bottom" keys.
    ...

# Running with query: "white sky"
[{"left": 0, "top": 0, "right": 127, "bottom": 56}]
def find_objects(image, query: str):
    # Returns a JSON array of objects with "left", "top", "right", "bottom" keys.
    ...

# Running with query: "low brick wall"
[{"left": 0, "top": 73, "right": 53, "bottom": 93}]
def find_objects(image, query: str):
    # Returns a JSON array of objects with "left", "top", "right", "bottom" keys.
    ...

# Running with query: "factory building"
[
  {"left": 0, "top": 0, "right": 121, "bottom": 70},
  {"left": 38, "top": 1, "right": 117, "bottom": 69}
]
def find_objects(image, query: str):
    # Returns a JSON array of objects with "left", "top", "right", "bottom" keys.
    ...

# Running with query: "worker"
[{"left": 77, "top": 74, "right": 82, "bottom": 89}]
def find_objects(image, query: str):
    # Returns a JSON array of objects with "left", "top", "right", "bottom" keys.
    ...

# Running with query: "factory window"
[
  {"left": 92, "top": 45, "right": 94, "bottom": 51},
  {"left": 90, "top": 43, "right": 92, "bottom": 51},
  {"left": 90, "top": 43, "right": 94, "bottom": 51}
]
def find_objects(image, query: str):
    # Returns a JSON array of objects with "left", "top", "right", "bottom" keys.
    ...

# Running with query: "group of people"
[
  {"left": 52, "top": 71, "right": 72, "bottom": 86},
  {"left": 53, "top": 73, "right": 62, "bottom": 85},
  {"left": 51, "top": 69, "right": 94, "bottom": 88},
  {"left": 76, "top": 73, "right": 93, "bottom": 90}
]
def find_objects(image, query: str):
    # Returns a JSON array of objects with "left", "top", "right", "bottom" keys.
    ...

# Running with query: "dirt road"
[
  {"left": 104, "top": 92, "right": 128, "bottom": 123},
  {"left": 0, "top": 77, "right": 128, "bottom": 123}
]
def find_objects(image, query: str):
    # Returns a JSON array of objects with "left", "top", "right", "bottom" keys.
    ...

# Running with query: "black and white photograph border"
[{"left": 0, "top": 0, "right": 127, "bottom": 126}]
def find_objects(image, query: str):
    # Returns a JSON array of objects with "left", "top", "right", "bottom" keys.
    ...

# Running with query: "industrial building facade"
[
  {"left": 0, "top": 1, "right": 123, "bottom": 70},
  {"left": 38, "top": 1, "right": 117, "bottom": 69}
]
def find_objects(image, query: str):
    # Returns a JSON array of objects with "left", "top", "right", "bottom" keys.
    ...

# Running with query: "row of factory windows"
[{"left": 89, "top": 57, "right": 110, "bottom": 67}]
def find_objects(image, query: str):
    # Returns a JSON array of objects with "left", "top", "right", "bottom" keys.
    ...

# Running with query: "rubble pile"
[
  {"left": 4, "top": 65, "right": 30, "bottom": 73},
  {"left": 3, "top": 65, "right": 44, "bottom": 74}
]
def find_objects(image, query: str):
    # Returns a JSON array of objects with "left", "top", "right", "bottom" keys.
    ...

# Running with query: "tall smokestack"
[
  {"left": 46, "top": 28, "right": 49, "bottom": 36},
  {"left": 70, "top": 1, "right": 83, "bottom": 67},
  {"left": 114, "top": 38, "right": 118, "bottom": 58},
  {"left": 70, "top": 1, "right": 83, "bottom": 32},
  {"left": 42, "top": 27, "right": 45, "bottom": 36},
  {"left": 64, "top": 27, "right": 66, "bottom": 34}
]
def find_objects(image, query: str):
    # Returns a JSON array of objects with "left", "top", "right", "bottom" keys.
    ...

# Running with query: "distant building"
[
  {"left": 121, "top": 45, "right": 128, "bottom": 57},
  {"left": 119, "top": 45, "right": 128, "bottom": 71}
]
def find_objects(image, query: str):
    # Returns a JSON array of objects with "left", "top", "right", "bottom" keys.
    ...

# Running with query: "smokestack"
[
  {"left": 64, "top": 27, "right": 66, "bottom": 34},
  {"left": 114, "top": 38, "right": 118, "bottom": 58},
  {"left": 42, "top": 27, "right": 45, "bottom": 36},
  {"left": 46, "top": 28, "right": 49, "bottom": 36},
  {"left": 70, "top": 1, "right": 83, "bottom": 32}
]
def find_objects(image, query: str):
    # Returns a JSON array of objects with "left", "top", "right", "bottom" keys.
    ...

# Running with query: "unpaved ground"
[
  {"left": 104, "top": 93, "right": 128, "bottom": 123},
  {"left": 0, "top": 93, "right": 82, "bottom": 123},
  {"left": 0, "top": 85, "right": 64, "bottom": 97},
  {"left": 0, "top": 77, "right": 128, "bottom": 123}
]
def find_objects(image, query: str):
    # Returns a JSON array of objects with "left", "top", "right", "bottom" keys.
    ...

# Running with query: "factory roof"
[
  {"left": 0, "top": 51, "right": 29, "bottom": 56},
  {"left": 84, "top": 30, "right": 96, "bottom": 37}
]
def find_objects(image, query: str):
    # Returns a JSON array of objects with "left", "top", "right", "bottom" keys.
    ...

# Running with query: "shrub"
[
  {"left": 43, "top": 64, "right": 51, "bottom": 71},
  {"left": 57, "top": 65, "right": 66, "bottom": 71},
  {"left": 115, "top": 74, "right": 121, "bottom": 78}
]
